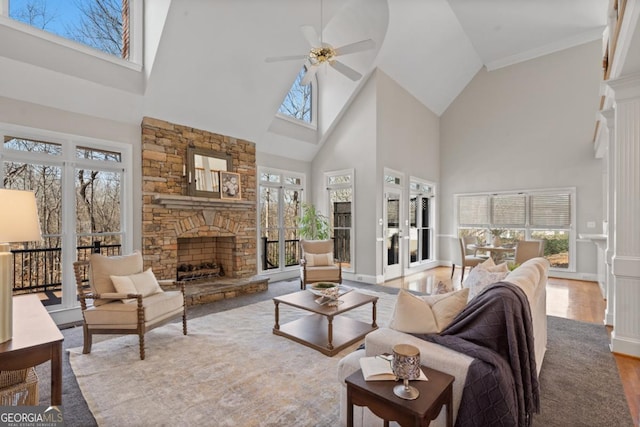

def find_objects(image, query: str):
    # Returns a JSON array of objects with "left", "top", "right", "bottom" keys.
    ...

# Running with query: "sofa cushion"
[
  {"left": 389, "top": 288, "right": 469, "bottom": 334},
  {"left": 89, "top": 251, "right": 143, "bottom": 306},
  {"left": 304, "top": 252, "right": 333, "bottom": 267},
  {"left": 303, "top": 265, "right": 340, "bottom": 282},
  {"left": 84, "top": 291, "right": 184, "bottom": 329},
  {"left": 464, "top": 267, "right": 509, "bottom": 301},
  {"left": 110, "top": 268, "right": 163, "bottom": 303}
]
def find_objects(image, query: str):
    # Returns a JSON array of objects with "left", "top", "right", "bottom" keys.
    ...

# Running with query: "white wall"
[
  {"left": 312, "top": 71, "right": 377, "bottom": 277},
  {"left": 440, "top": 41, "right": 604, "bottom": 277}
]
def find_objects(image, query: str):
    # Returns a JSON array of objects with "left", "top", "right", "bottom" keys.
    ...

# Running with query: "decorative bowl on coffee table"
[{"left": 309, "top": 282, "right": 343, "bottom": 306}]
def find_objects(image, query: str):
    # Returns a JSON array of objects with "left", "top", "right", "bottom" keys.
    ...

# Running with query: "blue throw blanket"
[{"left": 413, "top": 281, "right": 539, "bottom": 427}]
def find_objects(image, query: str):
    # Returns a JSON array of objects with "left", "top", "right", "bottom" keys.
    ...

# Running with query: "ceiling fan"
[{"left": 266, "top": 24, "right": 375, "bottom": 85}]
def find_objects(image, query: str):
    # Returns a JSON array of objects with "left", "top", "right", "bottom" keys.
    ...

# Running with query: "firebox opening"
[{"left": 176, "top": 236, "right": 235, "bottom": 283}]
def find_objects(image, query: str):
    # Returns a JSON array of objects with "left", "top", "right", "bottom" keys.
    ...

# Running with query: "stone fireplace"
[{"left": 141, "top": 117, "right": 267, "bottom": 303}]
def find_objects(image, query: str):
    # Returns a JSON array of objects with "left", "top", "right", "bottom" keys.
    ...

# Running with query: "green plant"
[
  {"left": 490, "top": 228, "right": 505, "bottom": 237},
  {"left": 298, "top": 203, "right": 330, "bottom": 240}
]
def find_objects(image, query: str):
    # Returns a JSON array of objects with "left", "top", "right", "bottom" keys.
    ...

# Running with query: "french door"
[
  {"left": 258, "top": 169, "right": 304, "bottom": 273},
  {"left": 384, "top": 190, "right": 403, "bottom": 280}
]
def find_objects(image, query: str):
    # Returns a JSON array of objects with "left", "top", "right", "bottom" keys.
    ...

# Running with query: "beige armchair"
[
  {"left": 299, "top": 239, "right": 342, "bottom": 290},
  {"left": 451, "top": 237, "right": 485, "bottom": 282},
  {"left": 73, "top": 251, "right": 187, "bottom": 360}
]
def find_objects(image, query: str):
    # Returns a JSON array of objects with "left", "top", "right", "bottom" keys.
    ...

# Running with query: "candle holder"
[{"left": 392, "top": 343, "right": 421, "bottom": 400}]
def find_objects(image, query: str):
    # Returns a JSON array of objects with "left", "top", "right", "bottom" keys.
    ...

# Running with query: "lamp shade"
[
  {"left": 0, "top": 189, "right": 42, "bottom": 343},
  {"left": 0, "top": 189, "right": 42, "bottom": 243}
]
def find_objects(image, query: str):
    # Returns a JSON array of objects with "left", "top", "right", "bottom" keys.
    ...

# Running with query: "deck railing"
[
  {"left": 11, "top": 241, "right": 121, "bottom": 294},
  {"left": 261, "top": 236, "right": 351, "bottom": 271}
]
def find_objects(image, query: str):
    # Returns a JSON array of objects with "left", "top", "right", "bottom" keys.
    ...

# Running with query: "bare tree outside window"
[
  {"left": 9, "top": 0, "right": 57, "bottom": 29},
  {"left": 66, "top": 0, "right": 124, "bottom": 57},
  {"left": 9, "top": 0, "right": 128, "bottom": 59},
  {"left": 278, "top": 67, "right": 312, "bottom": 123}
]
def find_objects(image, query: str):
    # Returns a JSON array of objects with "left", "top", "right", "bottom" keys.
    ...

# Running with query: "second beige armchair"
[
  {"left": 451, "top": 237, "right": 485, "bottom": 282},
  {"left": 299, "top": 239, "right": 342, "bottom": 290}
]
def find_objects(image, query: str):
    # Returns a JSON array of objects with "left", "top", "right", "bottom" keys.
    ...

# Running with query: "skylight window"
[
  {"left": 7, "top": 0, "right": 130, "bottom": 60},
  {"left": 278, "top": 66, "right": 313, "bottom": 124}
]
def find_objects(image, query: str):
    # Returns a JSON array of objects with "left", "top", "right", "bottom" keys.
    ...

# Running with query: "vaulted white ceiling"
[
  {"left": 142, "top": 0, "right": 606, "bottom": 161},
  {"left": 0, "top": 0, "right": 608, "bottom": 162}
]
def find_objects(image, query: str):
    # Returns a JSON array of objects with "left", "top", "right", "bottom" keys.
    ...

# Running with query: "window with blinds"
[
  {"left": 530, "top": 193, "right": 571, "bottom": 228},
  {"left": 455, "top": 188, "right": 574, "bottom": 270},
  {"left": 458, "top": 195, "right": 489, "bottom": 226}
]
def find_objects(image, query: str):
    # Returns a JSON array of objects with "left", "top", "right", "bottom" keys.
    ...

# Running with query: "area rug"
[
  {"left": 68, "top": 290, "right": 396, "bottom": 426},
  {"left": 68, "top": 295, "right": 633, "bottom": 427},
  {"left": 534, "top": 316, "right": 634, "bottom": 427}
]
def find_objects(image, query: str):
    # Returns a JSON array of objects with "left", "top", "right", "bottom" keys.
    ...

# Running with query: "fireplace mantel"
[{"left": 153, "top": 194, "right": 256, "bottom": 210}]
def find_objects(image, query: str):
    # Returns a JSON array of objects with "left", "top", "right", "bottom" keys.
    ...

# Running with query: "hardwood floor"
[{"left": 381, "top": 266, "right": 640, "bottom": 425}]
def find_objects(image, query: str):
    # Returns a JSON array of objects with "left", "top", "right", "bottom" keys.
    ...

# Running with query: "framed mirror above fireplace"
[{"left": 187, "top": 147, "right": 233, "bottom": 198}]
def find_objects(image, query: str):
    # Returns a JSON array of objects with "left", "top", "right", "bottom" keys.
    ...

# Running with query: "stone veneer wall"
[{"left": 141, "top": 117, "right": 257, "bottom": 281}]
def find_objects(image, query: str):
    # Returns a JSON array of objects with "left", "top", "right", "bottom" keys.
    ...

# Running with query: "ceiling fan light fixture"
[{"left": 309, "top": 46, "right": 336, "bottom": 64}]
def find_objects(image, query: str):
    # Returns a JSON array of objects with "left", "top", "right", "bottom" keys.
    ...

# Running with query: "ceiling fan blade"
[
  {"left": 330, "top": 60, "right": 362, "bottom": 81},
  {"left": 300, "top": 25, "right": 321, "bottom": 47},
  {"left": 301, "top": 65, "right": 320, "bottom": 86},
  {"left": 265, "top": 54, "right": 308, "bottom": 63},
  {"left": 334, "top": 39, "right": 375, "bottom": 56}
]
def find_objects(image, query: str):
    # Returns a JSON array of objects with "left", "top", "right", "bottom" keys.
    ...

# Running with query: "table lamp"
[
  {"left": 391, "top": 343, "right": 421, "bottom": 400},
  {"left": 0, "top": 189, "right": 43, "bottom": 343}
]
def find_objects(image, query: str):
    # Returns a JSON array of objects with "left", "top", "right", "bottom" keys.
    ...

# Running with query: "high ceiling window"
[
  {"left": 7, "top": 0, "right": 131, "bottom": 60},
  {"left": 278, "top": 66, "right": 313, "bottom": 124}
]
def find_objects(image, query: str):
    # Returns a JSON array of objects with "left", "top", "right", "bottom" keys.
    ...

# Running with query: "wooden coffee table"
[
  {"left": 345, "top": 367, "right": 454, "bottom": 427},
  {"left": 273, "top": 290, "right": 378, "bottom": 356}
]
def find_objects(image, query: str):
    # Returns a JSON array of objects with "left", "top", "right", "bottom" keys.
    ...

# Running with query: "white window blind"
[
  {"left": 491, "top": 194, "right": 526, "bottom": 226},
  {"left": 458, "top": 195, "right": 489, "bottom": 226},
  {"left": 530, "top": 193, "right": 571, "bottom": 228}
]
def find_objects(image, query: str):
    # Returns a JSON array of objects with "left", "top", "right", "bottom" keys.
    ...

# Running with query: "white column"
[
  {"left": 607, "top": 73, "right": 640, "bottom": 357},
  {"left": 600, "top": 108, "right": 616, "bottom": 326}
]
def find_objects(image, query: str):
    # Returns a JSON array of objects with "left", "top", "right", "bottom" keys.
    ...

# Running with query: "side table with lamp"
[{"left": 0, "top": 189, "right": 64, "bottom": 406}]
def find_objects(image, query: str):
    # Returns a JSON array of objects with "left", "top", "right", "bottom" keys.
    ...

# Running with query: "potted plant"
[
  {"left": 489, "top": 228, "right": 505, "bottom": 247},
  {"left": 298, "top": 203, "right": 330, "bottom": 240}
]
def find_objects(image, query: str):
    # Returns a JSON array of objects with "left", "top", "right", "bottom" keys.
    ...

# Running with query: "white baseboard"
[{"left": 610, "top": 332, "right": 640, "bottom": 358}]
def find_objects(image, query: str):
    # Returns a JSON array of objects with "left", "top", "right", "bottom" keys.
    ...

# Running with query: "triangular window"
[{"left": 278, "top": 66, "right": 313, "bottom": 124}]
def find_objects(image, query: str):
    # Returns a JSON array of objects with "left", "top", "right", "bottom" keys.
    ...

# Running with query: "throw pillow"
[
  {"left": 89, "top": 251, "right": 143, "bottom": 306},
  {"left": 477, "top": 257, "right": 509, "bottom": 273},
  {"left": 388, "top": 288, "right": 469, "bottom": 334},
  {"left": 388, "top": 289, "right": 438, "bottom": 333},
  {"left": 464, "top": 266, "right": 509, "bottom": 301},
  {"left": 305, "top": 252, "right": 333, "bottom": 267},
  {"left": 110, "top": 268, "right": 163, "bottom": 303},
  {"left": 423, "top": 288, "right": 470, "bottom": 331}
]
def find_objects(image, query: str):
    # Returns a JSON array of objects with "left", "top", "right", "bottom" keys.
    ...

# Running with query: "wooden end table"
[
  {"left": 345, "top": 367, "right": 454, "bottom": 427},
  {"left": 273, "top": 290, "right": 378, "bottom": 356},
  {"left": 0, "top": 294, "right": 64, "bottom": 405}
]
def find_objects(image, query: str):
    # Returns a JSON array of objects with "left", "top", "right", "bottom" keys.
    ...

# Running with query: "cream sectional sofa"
[{"left": 337, "top": 257, "right": 550, "bottom": 427}]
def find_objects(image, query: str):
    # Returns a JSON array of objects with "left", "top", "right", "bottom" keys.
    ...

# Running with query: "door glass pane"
[
  {"left": 3, "top": 160, "right": 63, "bottom": 306},
  {"left": 420, "top": 198, "right": 431, "bottom": 261},
  {"left": 421, "top": 229, "right": 430, "bottom": 261},
  {"left": 409, "top": 197, "right": 418, "bottom": 263},
  {"left": 386, "top": 195, "right": 400, "bottom": 267},
  {"left": 259, "top": 187, "right": 280, "bottom": 270},
  {"left": 283, "top": 188, "right": 301, "bottom": 267},
  {"left": 329, "top": 188, "right": 352, "bottom": 267}
]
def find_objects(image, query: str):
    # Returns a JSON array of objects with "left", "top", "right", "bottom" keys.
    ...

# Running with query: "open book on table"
[{"left": 359, "top": 355, "right": 429, "bottom": 381}]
